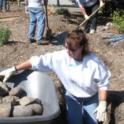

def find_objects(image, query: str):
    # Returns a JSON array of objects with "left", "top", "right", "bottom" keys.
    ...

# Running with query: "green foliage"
[
  {"left": 111, "top": 10, "right": 124, "bottom": 33},
  {"left": 55, "top": 8, "right": 70, "bottom": 16},
  {"left": 0, "top": 26, "right": 11, "bottom": 46}
]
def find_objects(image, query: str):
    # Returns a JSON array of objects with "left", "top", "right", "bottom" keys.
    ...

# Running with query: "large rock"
[
  {"left": 2, "top": 95, "right": 19, "bottom": 105},
  {"left": 27, "top": 103, "right": 43, "bottom": 115},
  {"left": 9, "top": 86, "right": 25, "bottom": 97},
  {"left": 0, "top": 103, "right": 11, "bottom": 117},
  {"left": 13, "top": 105, "right": 33, "bottom": 117},
  {"left": 18, "top": 96, "right": 37, "bottom": 106}
]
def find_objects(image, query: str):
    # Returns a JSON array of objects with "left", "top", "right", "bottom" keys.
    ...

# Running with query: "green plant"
[
  {"left": 0, "top": 27, "right": 11, "bottom": 46},
  {"left": 55, "top": 8, "right": 70, "bottom": 16},
  {"left": 111, "top": 10, "right": 124, "bottom": 33}
]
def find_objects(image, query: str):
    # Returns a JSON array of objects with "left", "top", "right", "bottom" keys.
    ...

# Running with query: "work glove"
[
  {"left": 94, "top": 101, "right": 107, "bottom": 122},
  {"left": 0, "top": 66, "right": 17, "bottom": 82},
  {"left": 84, "top": 14, "right": 89, "bottom": 20},
  {"left": 25, "top": 6, "right": 29, "bottom": 14},
  {"left": 100, "top": 0, "right": 105, "bottom": 8}
]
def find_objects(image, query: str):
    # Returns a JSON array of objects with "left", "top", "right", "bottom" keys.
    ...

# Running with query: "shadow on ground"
[
  {"left": 107, "top": 90, "right": 124, "bottom": 124},
  {"left": 51, "top": 31, "right": 68, "bottom": 45}
]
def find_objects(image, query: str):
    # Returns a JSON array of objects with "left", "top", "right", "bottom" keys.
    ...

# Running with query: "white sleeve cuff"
[
  {"left": 99, "top": 86, "right": 108, "bottom": 90},
  {"left": 29, "top": 56, "right": 40, "bottom": 70}
]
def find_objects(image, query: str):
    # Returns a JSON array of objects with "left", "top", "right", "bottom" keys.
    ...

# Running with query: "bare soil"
[{"left": 0, "top": 3, "right": 124, "bottom": 124}]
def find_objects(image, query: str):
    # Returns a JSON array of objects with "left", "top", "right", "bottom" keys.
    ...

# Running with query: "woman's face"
[{"left": 65, "top": 42, "right": 83, "bottom": 61}]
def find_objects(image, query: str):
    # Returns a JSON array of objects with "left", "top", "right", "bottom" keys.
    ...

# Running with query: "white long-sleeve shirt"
[
  {"left": 26, "top": 0, "right": 43, "bottom": 8},
  {"left": 29, "top": 50, "right": 111, "bottom": 98}
]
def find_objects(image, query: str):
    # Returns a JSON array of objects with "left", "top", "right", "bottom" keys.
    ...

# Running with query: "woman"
[
  {"left": 0, "top": 30, "right": 111, "bottom": 124},
  {"left": 0, "top": 0, "right": 7, "bottom": 12}
]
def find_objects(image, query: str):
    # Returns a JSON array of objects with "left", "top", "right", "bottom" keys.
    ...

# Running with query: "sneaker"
[
  {"left": 37, "top": 40, "right": 49, "bottom": 45},
  {"left": 89, "top": 29, "right": 95, "bottom": 34}
]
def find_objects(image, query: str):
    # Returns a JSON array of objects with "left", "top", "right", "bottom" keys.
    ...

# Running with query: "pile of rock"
[{"left": 0, "top": 81, "right": 43, "bottom": 117}]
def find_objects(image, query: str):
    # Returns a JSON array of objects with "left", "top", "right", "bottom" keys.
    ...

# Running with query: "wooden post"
[{"left": 57, "top": 0, "right": 60, "bottom": 6}]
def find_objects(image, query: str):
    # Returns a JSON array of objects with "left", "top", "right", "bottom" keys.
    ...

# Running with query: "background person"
[
  {"left": 25, "top": 0, "right": 49, "bottom": 45},
  {"left": 0, "top": 30, "right": 111, "bottom": 124},
  {"left": 76, "top": 0, "right": 104, "bottom": 34},
  {"left": 0, "top": 0, "right": 7, "bottom": 12}
]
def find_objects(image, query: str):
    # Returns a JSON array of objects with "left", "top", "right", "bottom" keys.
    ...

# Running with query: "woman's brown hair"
[{"left": 65, "top": 29, "right": 89, "bottom": 56}]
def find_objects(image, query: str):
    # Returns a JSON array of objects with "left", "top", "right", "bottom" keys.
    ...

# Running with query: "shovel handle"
[
  {"left": 78, "top": 3, "right": 105, "bottom": 29},
  {"left": 44, "top": 3, "right": 49, "bottom": 29}
]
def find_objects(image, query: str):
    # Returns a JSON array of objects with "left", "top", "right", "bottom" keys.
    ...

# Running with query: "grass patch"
[
  {"left": 0, "top": 26, "right": 11, "bottom": 46},
  {"left": 111, "top": 10, "right": 124, "bottom": 33}
]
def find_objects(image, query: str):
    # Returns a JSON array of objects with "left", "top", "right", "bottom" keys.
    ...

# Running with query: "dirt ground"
[{"left": 0, "top": 3, "right": 124, "bottom": 124}]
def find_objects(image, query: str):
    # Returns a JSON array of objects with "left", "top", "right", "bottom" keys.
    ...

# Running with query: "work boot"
[
  {"left": 89, "top": 29, "right": 95, "bottom": 34},
  {"left": 29, "top": 39, "right": 36, "bottom": 43}
]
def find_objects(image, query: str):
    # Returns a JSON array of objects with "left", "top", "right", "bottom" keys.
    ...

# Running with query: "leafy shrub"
[
  {"left": 111, "top": 10, "right": 124, "bottom": 33},
  {"left": 55, "top": 8, "right": 70, "bottom": 16},
  {"left": 0, "top": 27, "right": 11, "bottom": 46}
]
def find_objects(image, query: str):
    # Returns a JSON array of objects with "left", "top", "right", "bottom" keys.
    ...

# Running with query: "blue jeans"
[
  {"left": 84, "top": 0, "right": 99, "bottom": 32},
  {"left": 28, "top": 7, "right": 45, "bottom": 42},
  {"left": 0, "top": 0, "right": 7, "bottom": 10},
  {"left": 65, "top": 92, "right": 98, "bottom": 124}
]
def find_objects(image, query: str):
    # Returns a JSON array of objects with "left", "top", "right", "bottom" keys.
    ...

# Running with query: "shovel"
[
  {"left": 44, "top": 3, "right": 53, "bottom": 41},
  {"left": 77, "top": 3, "right": 105, "bottom": 30}
]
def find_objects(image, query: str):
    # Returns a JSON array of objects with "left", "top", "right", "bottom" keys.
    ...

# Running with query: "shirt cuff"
[{"left": 29, "top": 56, "right": 40, "bottom": 70}]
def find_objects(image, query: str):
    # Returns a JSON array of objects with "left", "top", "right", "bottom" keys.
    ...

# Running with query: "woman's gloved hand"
[
  {"left": 94, "top": 101, "right": 107, "bottom": 122},
  {"left": 0, "top": 67, "right": 17, "bottom": 82}
]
